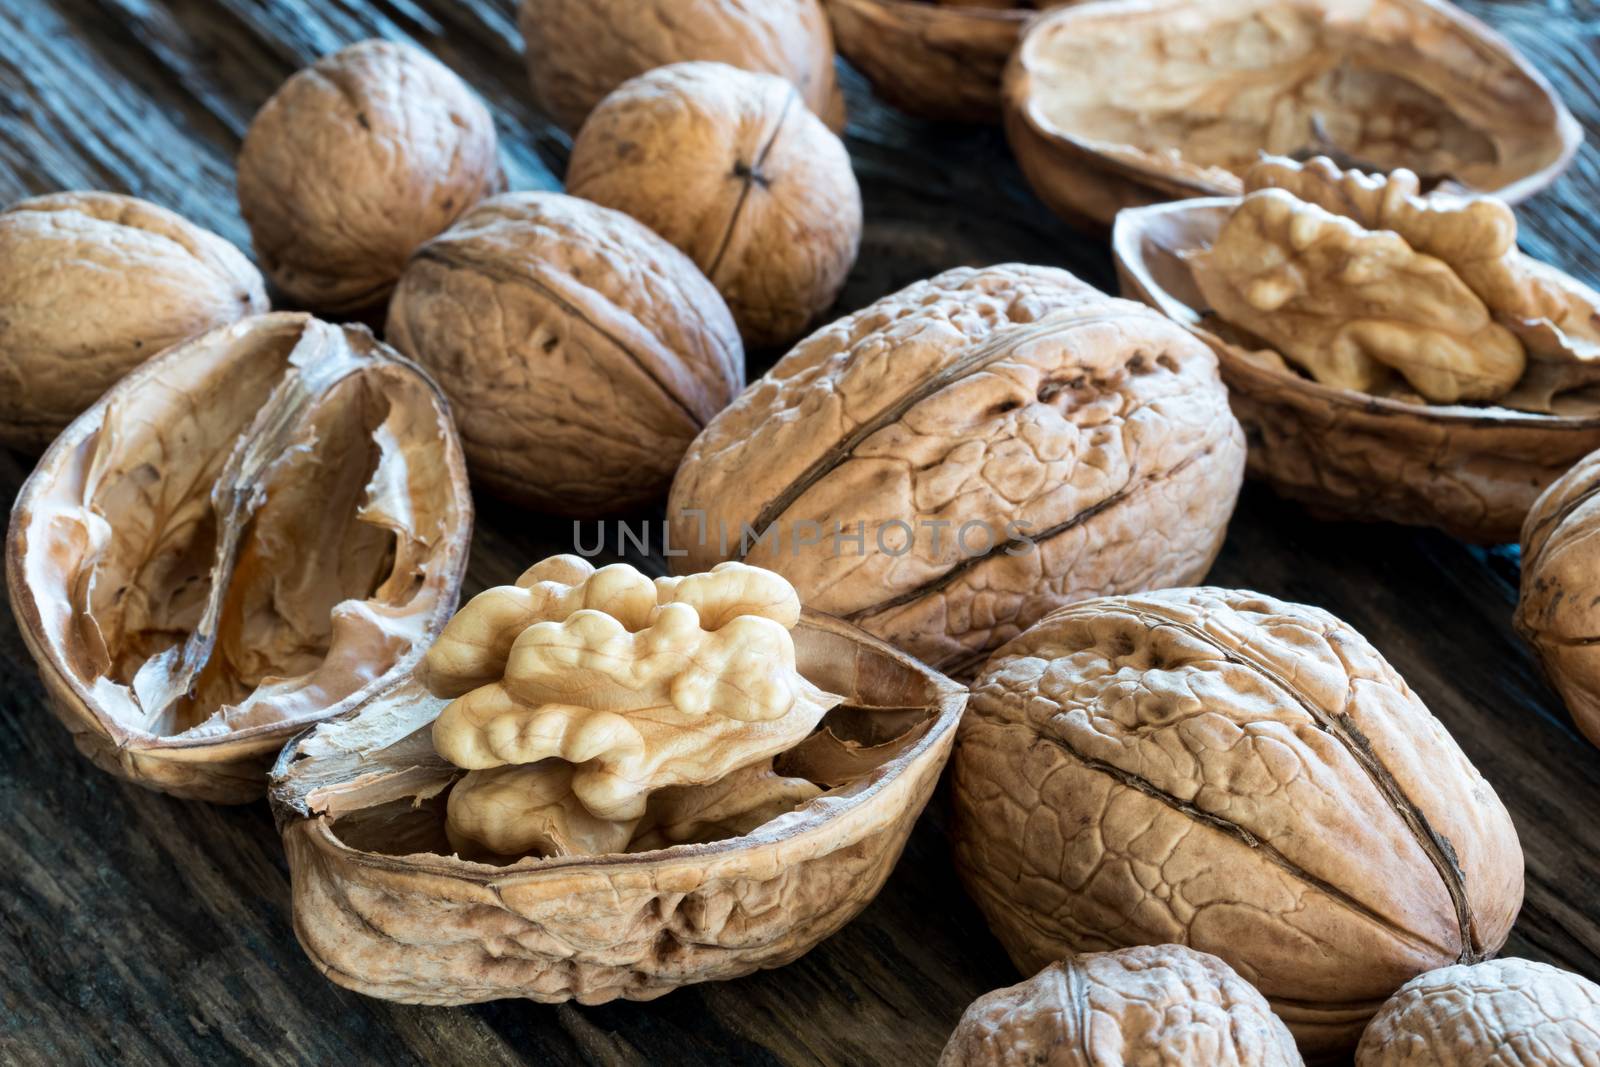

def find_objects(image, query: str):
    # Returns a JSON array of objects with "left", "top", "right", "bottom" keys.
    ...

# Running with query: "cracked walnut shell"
[
  {"left": 1004, "top": 0, "right": 1579, "bottom": 228},
  {"left": 518, "top": 0, "right": 845, "bottom": 135},
  {"left": 268, "top": 607, "right": 966, "bottom": 1004},
  {"left": 1114, "top": 197, "right": 1600, "bottom": 542},
  {"left": 385, "top": 192, "right": 744, "bottom": 516},
  {"left": 940, "top": 945, "right": 1304, "bottom": 1067},
  {"left": 668, "top": 264, "right": 1245, "bottom": 677},
  {"left": 950, "top": 588, "right": 1524, "bottom": 1059},
  {"left": 568, "top": 62, "right": 862, "bottom": 348},
  {"left": 1355, "top": 958, "right": 1600, "bottom": 1065},
  {"left": 5, "top": 313, "right": 472, "bottom": 802},
  {"left": 0, "top": 191, "right": 268, "bottom": 453},
  {"left": 237, "top": 39, "right": 503, "bottom": 313}
]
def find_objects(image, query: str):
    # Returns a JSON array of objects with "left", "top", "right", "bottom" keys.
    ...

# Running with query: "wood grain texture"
[{"left": 1, "top": 1, "right": 1599, "bottom": 1064}]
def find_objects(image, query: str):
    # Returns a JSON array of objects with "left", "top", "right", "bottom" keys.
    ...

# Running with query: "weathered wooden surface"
[{"left": 2, "top": 1, "right": 1599, "bottom": 1064}]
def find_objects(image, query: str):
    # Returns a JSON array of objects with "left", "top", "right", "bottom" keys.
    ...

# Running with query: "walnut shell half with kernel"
[
  {"left": 1113, "top": 197, "right": 1600, "bottom": 542},
  {"left": 6, "top": 313, "right": 472, "bottom": 802},
  {"left": 267, "top": 608, "right": 965, "bottom": 1004},
  {"left": 1005, "top": 0, "right": 1579, "bottom": 228}
]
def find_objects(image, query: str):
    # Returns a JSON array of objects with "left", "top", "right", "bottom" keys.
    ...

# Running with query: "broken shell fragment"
[{"left": 6, "top": 313, "right": 472, "bottom": 801}]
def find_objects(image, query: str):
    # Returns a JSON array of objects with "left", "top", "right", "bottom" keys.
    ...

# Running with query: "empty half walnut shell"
[
  {"left": 268, "top": 609, "right": 965, "bottom": 1004},
  {"left": 823, "top": 0, "right": 1036, "bottom": 123},
  {"left": 5, "top": 313, "right": 472, "bottom": 802},
  {"left": 1114, "top": 197, "right": 1600, "bottom": 542},
  {"left": 1005, "top": 0, "right": 1580, "bottom": 227}
]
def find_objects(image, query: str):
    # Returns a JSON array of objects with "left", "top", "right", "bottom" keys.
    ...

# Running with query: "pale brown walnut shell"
[
  {"left": 940, "top": 945, "right": 1304, "bottom": 1067},
  {"left": 237, "top": 39, "right": 503, "bottom": 314},
  {"left": 385, "top": 192, "right": 744, "bottom": 517},
  {"left": 823, "top": 0, "right": 1037, "bottom": 123},
  {"left": 1114, "top": 198, "right": 1600, "bottom": 543},
  {"left": 268, "top": 609, "right": 966, "bottom": 1004},
  {"left": 667, "top": 264, "right": 1245, "bottom": 678},
  {"left": 0, "top": 191, "right": 268, "bottom": 453},
  {"left": 5, "top": 313, "right": 472, "bottom": 802},
  {"left": 1355, "top": 958, "right": 1600, "bottom": 1065},
  {"left": 1516, "top": 449, "right": 1600, "bottom": 749},
  {"left": 518, "top": 0, "right": 846, "bottom": 135},
  {"left": 950, "top": 587, "right": 1525, "bottom": 1060},
  {"left": 568, "top": 61, "right": 862, "bottom": 348},
  {"left": 1004, "top": 0, "right": 1580, "bottom": 228}
]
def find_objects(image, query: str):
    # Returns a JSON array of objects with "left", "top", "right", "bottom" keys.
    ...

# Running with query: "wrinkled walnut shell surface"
[
  {"left": 1114, "top": 198, "right": 1600, "bottom": 542},
  {"left": 1517, "top": 450, "right": 1600, "bottom": 749},
  {"left": 940, "top": 945, "right": 1304, "bottom": 1067},
  {"left": 0, "top": 191, "right": 268, "bottom": 453},
  {"left": 568, "top": 62, "right": 862, "bottom": 348},
  {"left": 950, "top": 587, "right": 1524, "bottom": 1059},
  {"left": 6, "top": 313, "right": 472, "bottom": 802},
  {"left": 1005, "top": 0, "right": 1580, "bottom": 228},
  {"left": 237, "top": 39, "right": 503, "bottom": 313},
  {"left": 518, "top": 0, "right": 845, "bottom": 135},
  {"left": 823, "top": 0, "right": 1034, "bottom": 123},
  {"left": 268, "top": 609, "right": 965, "bottom": 1004},
  {"left": 385, "top": 192, "right": 744, "bottom": 516},
  {"left": 668, "top": 264, "right": 1245, "bottom": 677},
  {"left": 1355, "top": 958, "right": 1600, "bottom": 1065}
]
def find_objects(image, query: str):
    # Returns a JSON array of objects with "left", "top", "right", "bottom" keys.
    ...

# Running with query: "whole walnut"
[
  {"left": 951, "top": 587, "right": 1525, "bottom": 1059},
  {"left": 1356, "top": 958, "right": 1600, "bottom": 1065},
  {"left": 385, "top": 191, "right": 744, "bottom": 516},
  {"left": 568, "top": 61, "right": 862, "bottom": 348},
  {"left": 0, "top": 191, "right": 267, "bottom": 453},
  {"left": 668, "top": 265, "right": 1245, "bottom": 676},
  {"left": 237, "top": 39, "right": 502, "bottom": 313},
  {"left": 1517, "top": 448, "right": 1600, "bottom": 748},
  {"left": 940, "top": 946, "right": 1304, "bottom": 1067},
  {"left": 518, "top": 0, "right": 844, "bottom": 135}
]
